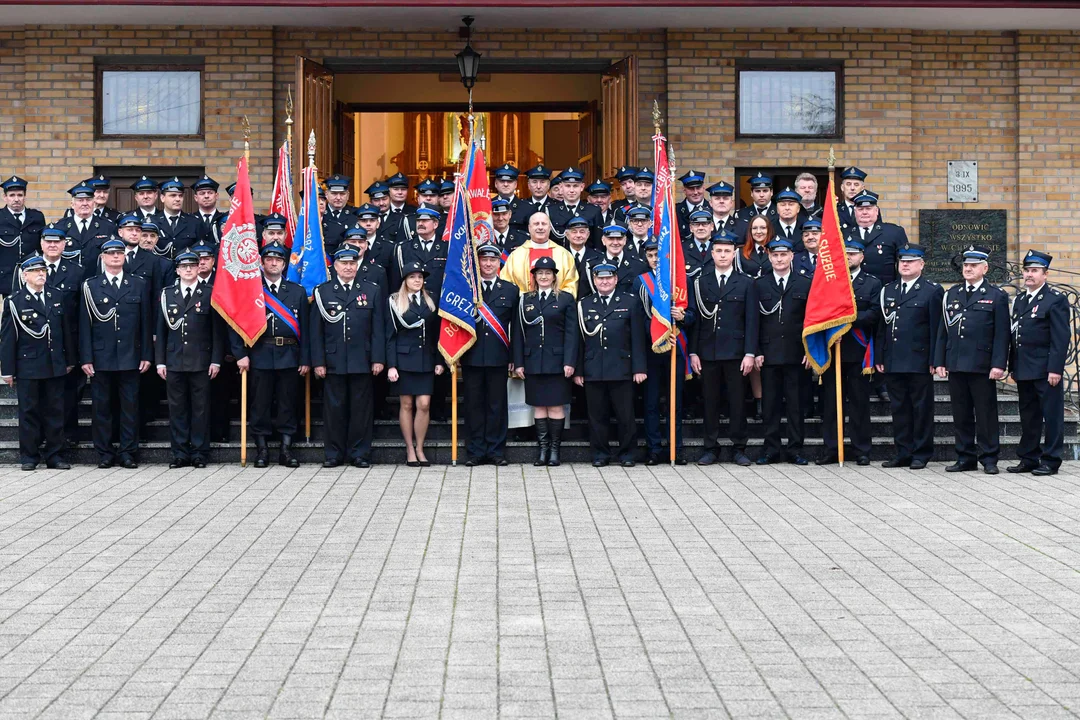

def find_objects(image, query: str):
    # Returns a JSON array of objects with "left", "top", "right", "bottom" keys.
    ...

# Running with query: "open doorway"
[{"left": 295, "top": 58, "right": 639, "bottom": 203}]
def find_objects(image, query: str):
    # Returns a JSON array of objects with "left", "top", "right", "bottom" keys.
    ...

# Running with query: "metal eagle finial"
[{"left": 652, "top": 99, "right": 663, "bottom": 133}]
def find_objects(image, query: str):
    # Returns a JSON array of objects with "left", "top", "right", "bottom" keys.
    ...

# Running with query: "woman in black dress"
[
  {"left": 512, "top": 256, "right": 579, "bottom": 466},
  {"left": 387, "top": 262, "right": 444, "bottom": 466}
]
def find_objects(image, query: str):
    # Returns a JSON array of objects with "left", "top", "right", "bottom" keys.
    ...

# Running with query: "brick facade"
[{"left": 0, "top": 25, "right": 1078, "bottom": 271}]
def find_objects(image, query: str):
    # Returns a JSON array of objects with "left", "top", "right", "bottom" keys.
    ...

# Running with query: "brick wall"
[
  {"left": 0, "top": 28, "right": 25, "bottom": 170},
  {"left": 1018, "top": 30, "right": 1080, "bottom": 271}
]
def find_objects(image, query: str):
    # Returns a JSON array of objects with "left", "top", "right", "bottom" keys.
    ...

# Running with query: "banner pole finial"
[
  {"left": 652, "top": 99, "right": 662, "bottom": 135},
  {"left": 828, "top": 145, "right": 836, "bottom": 172},
  {"left": 307, "top": 129, "right": 316, "bottom": 170}
]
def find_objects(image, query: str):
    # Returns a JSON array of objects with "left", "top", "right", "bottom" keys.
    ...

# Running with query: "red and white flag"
[
  {"left": 212, "top": 155, "right": 267, "bottom": 346},
  {"left": 268, "top": 139, "right": 297, "bottom": 249}
]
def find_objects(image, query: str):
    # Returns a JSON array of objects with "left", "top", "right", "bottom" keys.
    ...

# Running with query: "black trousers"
[
  {"left": 250, "top": 367, "right": 301, "bottom": 437},
  {"left": 948, "top": 372, "right": 999, "bottom": 465},
  {"left": 462, "top": 366, "right": 509, "bottom": 460},
  {"left": 886, "top": 372, "right": 935, "bottom": 463},
  {"left": 323, "top": 373, "right": 373, "bottom": 463},
  {"left": 701, "top": 359, "right": 747, "bottom": 453},
  {"left": 643, "top": 353, "right": 685, "bottom": 453},
  {"left": 166, "top": 370, "right": 212, "bottom": 461},
  {"left": 822, "top": 362, "right": 873, "bottom": 457},
  {"left": 138, "top": 369, "right": 162, "bottom": 428},
  {"left": 1016, "top": 377, "right": 1065, "bottom": 470},
  {"left": 92, "top": 369, "right": 140, "bottom": 462},
  {"left": 760, "top": 364, "right": 804, "bottom": 456},
  {"left": 585, "top": 380, "right": 636, "bottom": 462},
  {"left": 210, "top": 359, "right": 239, "bottom": 442},
  {"left": 63, "top": 369, "right": 85, "bottom": 441},
  {"left": 17, "top": 375, "right": 65, "bottom": 465}
]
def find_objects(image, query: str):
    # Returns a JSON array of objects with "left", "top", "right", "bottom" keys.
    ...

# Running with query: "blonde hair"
[{"left": 394, "top": 276, "right": 435, "bottom": 313}]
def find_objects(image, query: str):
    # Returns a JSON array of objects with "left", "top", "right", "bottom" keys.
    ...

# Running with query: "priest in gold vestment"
[{"left": 499, "top": 212, "right": 579, "bottom": 297}]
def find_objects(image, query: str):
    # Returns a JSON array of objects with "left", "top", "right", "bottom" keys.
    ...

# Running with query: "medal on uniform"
[
  {"left": 103, "top": 297, "right": 108, "bottom": 304},
  {"left": 1032, "top": 305, "right": 1039, "bottom": 317},
  {"left": 877, "top": 245, "right": 883, "bottom": 254}
]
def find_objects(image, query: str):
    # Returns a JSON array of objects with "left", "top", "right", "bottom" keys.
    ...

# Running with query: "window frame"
[
  {"left": 735, "top": 60, "right": 844, "bottom": 141},
  {"left": 94, "top": 57, "right": 206, "bottom": 140}
]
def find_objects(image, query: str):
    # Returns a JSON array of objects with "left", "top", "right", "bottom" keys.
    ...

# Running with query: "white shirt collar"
[
  {"left": 715, "top": 267, "right": 731, "bottom": 284},
  {"left": 180, "top": 280, "right": 199, "bottom": 293},
  {"left": 1028, "top": 283, "right": 1046, "bottom": 298},
  {"left": 966, "top": 278, "right": 984, "bottom": 292},
  {"left": 106, "top": 270, "right": 124, "bottom": 284},
  {"left": 773, "top": 270, "right": 791, "bottom": 284},
  {"left": 900, "top": 274, "right": 921, "bottom": 286},
  {"left": 850, "top": 268, "right": 860, "bottom": 281},
  {"left": 608, "top": 252, "right": 623, "bottom": 264}
]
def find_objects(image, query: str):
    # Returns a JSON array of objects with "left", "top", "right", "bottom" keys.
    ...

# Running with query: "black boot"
[
  {"left": 548, "top": 419, "right": 563, "bottom": 467},
  {"left": 534, "top": 418, "right": 550, "bottom": 466},
  {"left": 754, "top": 398, "right": 763, "bottom": 420},
  {"left": 254, "top": 436, "right": 269, "bottom": 468},
  {"left": 279, "top": 434, "right": 299, "bottom": 468}
]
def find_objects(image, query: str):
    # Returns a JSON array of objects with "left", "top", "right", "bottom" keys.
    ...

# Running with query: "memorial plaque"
[
  {"left": 947, "top": 160, "right": 978, "bottom": 202},
  {"left": 918, "top": 209, "right": 1007, "bottom": 283}
]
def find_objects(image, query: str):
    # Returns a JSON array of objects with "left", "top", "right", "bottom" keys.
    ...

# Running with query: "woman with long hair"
[
  {"left": 738, "top": 214, "right": 775, "bottom": 279},
  {"left": 387, "top": 262, "right": 444, "bottom": 466},
  {"left": 512, "top": 257, "right": 578, "bottom": 466}
]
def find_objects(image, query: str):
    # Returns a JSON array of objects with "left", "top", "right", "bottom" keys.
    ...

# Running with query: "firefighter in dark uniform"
[
  {"left": 753, "top": 237, "right": 812, "bottom": 465},
  {"left": 130, "top": 176, "right": 160, "bottom": 222},
  {"left": 934, "top": 245, "right": 1010, "bottom": 474},
  {"left": 325, "top": 173, "right": 357, "bottom": 215},
  {"left": 874, "top": 243, "right": 943, "bottom": 470},
  {"left": 634, "top": 240, "right": 695, "bottom": 465},
  {"left": 311, "top": 246, "right": 387, "bottom": 468},
  {"left": 735, "top": 173, "right": 779, "bottom": 224},
  {"left": 493, "top": 163, "right": 523, "bottom": 217},
  {"left": 462, "top": 244, "right": 519, "bottom": 466},
  {"left": 690, "top": 231, "right": 759, "bottom": 467},
  {"left": 386, "top": 172, "right": 417, "bottom": 216},
  {"left": 396, "top": 207, "right": 448, "bottom": 304},
  {"left": 549, "top": 166, "right": 602, "bottom": 243},
  {"left": 510, "top": 165, "right": 555, "bottom": 232},
  {"left": 193, "top": 175, "right": 226, "bottom": 247},
  {"left": 490, "top": 198, "right": 527, "bottom": 259},
  {"left": 773, "top": 187, "right": 806, "bottom": 252},
  {"left": 847, "top": 189, "right": 905, "bottom": 286},
  {"left": 682, "top": 209, "right": 715, "bottom": 280},
  {"left": 156, "top": 250, "right": 225, "bottom": 468},
  {"left": 575, "top": 262, "right": 648, "bottom": 467},
  {"left": 232, "top": 241, "right": 310, "bottom": 468},
  {"left": 322, "top": 175, "right": 355, "bottom": 254},
  {"left": 80, "top": 237, "right": 154, "bottom": 469},
  {"left": 613, "top": 166, "right": 638, "bottom": 211},
  {"left": 817, "top": 238, "right": 883, "bottom": 466},
  {"left": 365, "top": 181, "right": 399, "bottom": 243},
  {"left": 675, "top": 170, "right": 707, "bottom": 243},
  {"left": 588, "top": 224, "right": 646, "bottom": 293},
  {"left": 86, "top": 174, "right": 121, "bottom": 224},
  {"left": 260, "top": 212, "right": 289, "bottom": 249},
  {"left": 1, "top": 255, "right": 76, "bottom": 470},
  {"left": 56, "top": 182, "right": 116, "bottom": 276},
  {"left": 353, "top": 204, "right": 396, "bottom": 275},
  {"left": 587, "top": 180, "right": 619, "bottom": 237},
  {"left": 118, "top": 214, "right": 172, "bottom": 299},
  {"left": 1009, "top": 250, "right": 1069, "bottom": 476},
  {"left": 1, "top": 176, "right": 47, "bottom": 302},
  {"left": 837, "top": 166, "right": 867, "bottom": 231},
  {"left": 625, "top": 205, "right": 653, "bottom": 259},
  {"left": 564, "top": 215, "right": 601, "bottom": 300},
  {"left": 705, "top": 181, "right": 746, "bottom": 241},
  {"left": 513, "top": 256, "right": 578, "bottom": 466},
  {"left": 155, "top": 178, "right": 200, "bottom": 259},
  {"left": 338, "top": 225, "right": 389, "bottom": 298}
]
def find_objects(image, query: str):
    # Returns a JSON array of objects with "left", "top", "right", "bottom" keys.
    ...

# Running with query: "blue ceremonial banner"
[
  {"left": 286, "top": 166, "right": 328, "bottom": 298},
  {"left": 438, "top": 155, "right": 480, "bottom": 365},
  {"left": 649, "top": 131, "right": 688, "bottom": 353}
]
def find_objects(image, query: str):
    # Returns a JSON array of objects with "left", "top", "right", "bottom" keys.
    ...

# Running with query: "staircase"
[{"left": 0, "top": 377, "right": 1076, "bottom": 465}]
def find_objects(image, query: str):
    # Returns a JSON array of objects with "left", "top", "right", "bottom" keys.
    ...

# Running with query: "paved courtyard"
[{"left": 1, "top": 462, "right": 1079, "bottom": 719}]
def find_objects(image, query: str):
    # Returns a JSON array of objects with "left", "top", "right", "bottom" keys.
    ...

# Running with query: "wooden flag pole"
[
  {"left": 240, "top": 116, "right": 251, "bottom": 468},
  {"left": 670, "top": 335, "right": 677, "bottom": 466},
  {"left": 451, "top": 364, "right": 459, "bottom": 466},
  {"left": 285, "top": 87, "right": 312, "bottom": 444},
  {"left": 835, "top": 343, "right": 845, "bottom": 466}
]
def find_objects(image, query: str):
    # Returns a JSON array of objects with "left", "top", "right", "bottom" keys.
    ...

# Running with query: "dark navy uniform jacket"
[
  {"left": 875, "top": 276, "right": 944, "bottom": 374},
  {"left": 396, "top": 237, "right": 448, "bottom": 303},
  {"left": 734, "top": 202, "right": 779, "bottom": 225},
  {"left": 230, "top": 278, "right": 311, "bottom": 370},
  {"left": 583, "top": 253, "right": 647, "bottom": 294},
  {"left": 839, "top": 269, "right": 884, "bottom": 364},
  {"left": 386, "top": 294, "right": 441, "bottom": 373},
  {"left": 155, "top": 283, "right": 226, "bottom": 372},
  {"left": 513, "top": 289, "right": 578, "bottom": 375},
  {"left": 153, "top": 212, "right": 201, "bottom": 258},
  {"left": 576, "top": 291, "right": 647, "bottom": 382},
  {"left": 462, "top": 277, "right": 518, "bottom": 369},
  {"left": 934, "top": 281, "right": 1010, "bottom": 374},
  {"left": 633, "top": 269, "right": 697, "bottom": 357},
  {"left": 754, "top": 271, "right": 812, "bottom": 366},
  {"left": 54, "top": 214, "right": 116, "bottom": 278},
  {"left": 124, "top": 247, "right": 175, "bottom": 303},
  {"left": 736, "top": 246, "right": 772, "bottom": 279},
  {"left": 0, "top": 206, "right": 46, "bottom": 292},
  {"left": 682, "top": 237, "right": 714, "bottom": 281},
  {"left": 851, "top": 222, "right": 907, "bottom": 285},
  {"left": 1010, "top": 285, "right": 1069, "bottom": 382},
  {"left": 690, "top": 268, "right": 759, "bottom": 362},
  {"left": 568, "top": 246, "right": 603, "bottom": 300},
  {"left": 79, "top": 272, "right": 154, "bottom": 370},
  {"left": 0, "top": 286, "right": 75, "bottom": 379},
  {"left": 310, "top": 280, "right": 387, "bottom": 375}
]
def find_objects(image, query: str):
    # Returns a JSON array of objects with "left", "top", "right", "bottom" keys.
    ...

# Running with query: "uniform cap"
[{"left": 530, "top": 256, "right": 558, "bottom": 274}]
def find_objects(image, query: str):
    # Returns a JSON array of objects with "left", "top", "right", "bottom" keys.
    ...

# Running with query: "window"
[
  {"left": 736, "top": 63, "right": 842, "bottom": 139},
  {"left": 96, "top": 58, "right": 204, "bottom": 138}
]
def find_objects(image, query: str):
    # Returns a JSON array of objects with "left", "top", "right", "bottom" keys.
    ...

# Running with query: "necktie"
[
  {"left": 778, "top": 277, "right": 785, "bottom": 294},
  {"left": 203, "top": 214, "right": 212, "bottom": 224},
  {"left": 785, "top": 226, "right": 792, "bottom": 239},
  {"left": 901, "top": 282, "right": 908, "bottom": 297},
  {"left": 170, "top": 216, "right": 178, "bottom": 229},
  {"left": 967, "top": 284, "right": 975, "bottom": 296},
  {"left": 699, "top": 243, "right": 707, "bottom": 255},
  {"left": 343, "top": 283, "right": 352, "bottom": 294},
  {"left": 719, "top": 274, "right": 726, "bottom": 291},
  {"left": 393, "top": 208, "right": 402, "bottom": 215},
  {"left": 35, "top": 291, "right": 44, "bottom": 308},
  {"left": 497, "top": 234, "right": 505, "bottom": 245},
  {"left": 80, "top": 220, "right": 88, "bottom": 234},
  {"left": 424, "top": 242, "right": 432, "bottom": 254},
  {"left": 810, "top": 254, "right": 816, "bottom": 266},
  {"left": 48, "top": 263, "right": 56, "bottom": 277},
  {"left": 111, "top": 276, "right": 119, "bottom": 290},
  {"left": 184, "top": 287, "right": 192, "bottom": 302},
  {"left": 14, "top": 213, "right": 21, "bottom": 225},
  {"left": 127, "top": 250, "right": 135, "bottom": 263},
  {"left": 860, "top": 227, "right": 867, "bottom": 241},
  {"left": 575, "top": 252, "right": 582, "bottom": 263},
  {"left": 540, "top": 291, "right": 548, "bottom": 303},
  {"left": 270, "top": 283, "right": 278, "bottom": 295}
]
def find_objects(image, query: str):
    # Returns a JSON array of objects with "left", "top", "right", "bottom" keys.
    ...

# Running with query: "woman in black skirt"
[
  {"left": 387, "top": 262, "right": 444, "bottom": 466},
  {"left": 512, "top": 256, "right": 579, "bottom": 466}
]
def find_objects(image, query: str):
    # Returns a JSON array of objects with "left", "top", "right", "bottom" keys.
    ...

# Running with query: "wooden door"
[
  {"left": 295, "top": 56, "right": 334, "bottom": 183},
  {"left": 577, "top": 101, "right": 597, "bottom": 182},
  {"left": 601, "top": 56, "right": 638, "bottom": 188}
]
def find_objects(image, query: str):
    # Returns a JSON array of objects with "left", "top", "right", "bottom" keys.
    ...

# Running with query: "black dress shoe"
[
  {"left": 815, "top": 454, "right": 839, "bottom": 466},
  {"left": 352, "top": 458, "right": 370, "bottom": 468},
  {"left": 645, "top": 454, "right": 661, "bottom": 466},
  {"left": 909, "top": 459, "right": 928, "bottom": 470},
  {"left": 120, "top": 458, "right": 138, "bottom": 469},
  {"left": 945, "top": 462, "right": 976, "bottom": 472},
  {"left": 98, "top": 460, "right": 114, "bottom": 469},
  {"left": 877, "top": 389, "right": 890, "bottom": 403},
  {"left": 1007, "top": 463, "right": 1038, "bottom": 474},
  {"left": 1032, "top": 464, "right": 1058, "bottom": 476},
  {"left": 47, "top": 460, "right": 71, "bottom": 470},
  {"left": 675, "top": 455, "right": 687, "bottom": 466},
  {"left": 791, "top": 455, "right": 809, "bottom": 466},
  {"left": 193, "top": 459, "right": 207, "bottom": 469},
  {"left": 592, "top": 459, "right": 609, "bottom": 468},
  {"left": 418, "top": 459, "right": 431, "bottom": 467},
  {"left": 621, "top": 459, "right": 635, "bottom": 468},
  {"left": 21, "top": 463, "right": 36, "bottom": 471},
  {"left": 254, "top": 449, "right": 269, "bottom": 468},
  {"left": 464, "top": 457, "right": 483, "bottom": 467},
  {"left": 755, "top": 454, "right": 772, "bottom": 465},
  {"left": 983, "top": 463, "right": 999, "bottom": 475},
  {"left": 493, "top": 458, "right": 509, "bottom": 467},
  {"left": 733, "top": 452, "right": 752, "bottom": 467},
  {"left": 882, "top": 457, "right": 912, "bottom": 468},
  {"left": 169, "top": 458, "right": 189, "bottom": 469},
  {"left": 856, "top": 456, "right": 871, "bottom": 466},
  {"left": 323, "top": 460, "right": 342, "bottom": 468},
  {"left": 406, "top": 461, "right": 420, "bottom": 468},
  {"left": 65, "top": 438, "right": 79, "bottom": 449},
  {"left": 697, "top": 451, "right": 718, "bottom": 466}
]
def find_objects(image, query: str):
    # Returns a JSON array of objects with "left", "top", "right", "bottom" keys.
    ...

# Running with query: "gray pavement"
[{"left": 1, "top": 461, "right": 1079, "bottom": 719}]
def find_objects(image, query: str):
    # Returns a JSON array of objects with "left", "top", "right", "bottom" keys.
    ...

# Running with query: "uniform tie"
[
  {"left": 718, "top": 274, "right": 726, "bottom": 291},
  {"left": 901, "top": 282, "right": 908, "bottom": 297},
  {"left": 967, "top": 284, "right": 975, "bottom": 296},
  {"left": 411, "top": 293, "right": 420, "bottom": 308},
  {"left": 79, "top": 219, "right": 88, "bottom": 235},
  {"left": 48, "top": 263, "right": 56, "bottom": 277},
  {"left": 269, "top": 283, "right": 278, "bottom": 295},
  {"left": 483, "top": 280, "right": 492, "bottom": 294},
  {"left": 111, "top": 276, "right": 119, "bottom": 290},
  {"left": 860, "top": 227, "right": 868, "bottom": 241},
  {"left": 777, "top": 277, "right": 785, "bottom": 294},
  {"left": 540, "top": 290, "right": 548, "bottom": 303},
  {"left": 127, "top": 250, "right": 135, "bottom": 263},
  {"left": 13, "top": 212, "right": 22, "bottom": 225},
  {"left": 184, "top": 286, "right": 193, "bottom": 302}
]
